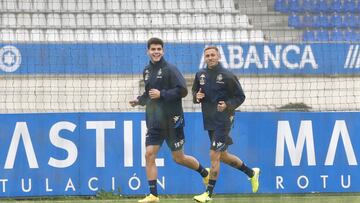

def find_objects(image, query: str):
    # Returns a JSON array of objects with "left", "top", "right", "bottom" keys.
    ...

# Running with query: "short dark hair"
[
  {"left": 147, "top": 37, "right": 164, "bottom": 49},
  {"left": 204, "top": 46, "right": 219, "bottom": 53}
]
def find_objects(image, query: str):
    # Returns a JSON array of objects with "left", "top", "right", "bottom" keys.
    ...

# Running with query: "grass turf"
[{"left": 2, "top": 193, "right": 360, "bottom": 203}]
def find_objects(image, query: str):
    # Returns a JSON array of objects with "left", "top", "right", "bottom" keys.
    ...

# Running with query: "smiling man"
[
  {"left": 130, "top": 38, "right": 209, "bottom": 203},
  {"left": 192, "top": 46, "right": 260, "bottom": 202}
]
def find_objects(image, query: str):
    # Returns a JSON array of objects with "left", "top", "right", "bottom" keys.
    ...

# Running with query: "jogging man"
[
  {"left": 192, "top": 46, "right": 260, "bottom": 203},
  {"left": 130, "top": 37, "right": 209, "bottom": 203}
]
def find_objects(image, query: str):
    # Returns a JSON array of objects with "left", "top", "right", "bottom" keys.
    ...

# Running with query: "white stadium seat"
[
  {"left": 104, "top": 30, "right": 119, "bottom": 42},
  {"left": 193, "top": 14, "right": 206, "bottom": 27},
  {"left": 222, "top": 14, "right": 234, "bottom": 28},
  {"left": 135, "top": 0, "right": 149, "bottom": 10},
  {"left": 106, "top": 14, "right": 120, "bottom": 27},
  {"left": 62, "top": 0, "right": 77, "bottom": 10},
  {"left": 206, "top": 29, "right": 220, "bottom": 42},
  {"left": 164, "top": 0, "right": 178, "bottom": 10},
  {"left": 120, "top": 14, "right": 134, "bottom": 27},
  {"left": 148, "top": 29, "right": 162, "bottom": 39},
  {"left": 106, "top": 0, "right": 120, "bottom": 10},
  {"left": 48, "top": 0, "right": 62, "bottom": 10},
  {"left": 17, "top": 13, "right": 31, "bottom": 27},
  {"left": 222, "top": 0, "right": 235, "bottom": 11},
  {"left": 30, "top": 29, "right": 45, "bottom": 41},
  {"left": 150, "top": 0, "right": 164, "bottom": 10},
  {"left": 249, "top": 30, "right": 264, "bottom": 42},
  {"left": 192, "top": 29, "right": 206, "bottom": 42},
  {"left": 121, "top": 0, "right": 135, "bottom": 10},
  {"left": 220, "top": 29, "right": 234, "bottom": 42},
  {"left": 60, "top": 29, "right": 75, "bottom": 41},
  {"left": 2, "top": 14, "right": 16, "bottom": 26},
  {"left": 91, "top": 14, "right": 105, "bottom": 27},
  {"left": 75, "top": 29, "right": 90, "bottom": 42},
  {"left": 32, "top": 13, "right": 46, "bottom": 27},
  {"left": 61, "top": 13, "right": 76, "bottom": 28},
  {"left": 32, "top": 0, "right": 46, "bottom": 10},
  {"left": 118, "top": 29, "right": 134, "bottom": 42},
  {"left": 179, "top": 14, "right": 192, "bottom": 25},
  {"left": 133, "top": 29, "right": 148, "bottom": 42},
  {"left": 77, "top": 0, "right": 91, "bottom": 10},
  {"left": 163, "top": 14, "right": 178, "bottom": 26},
  {"left": 18, "top": 0, "right": 32, "bottom": 10},
  {"left": 207, "top": 14, "right": 221, "bottom": 28},
  {"left": 76, "top": 13, "right": 91, "bottom": 27},
  {"left": 4, "top": 0, "right": 17, "bottom": 10},
  {"left": 163, "top": 29, "right": 177, "bottom": 41},
  {"left": 90, "top": 29, "right": 104, "bottom": 42},
  {"left": 1, "top": 29, "right": 15, "bottom": 41},
  {"left": 15, "top": 29, "right": 30, "bottom": 41},
  {"left": 179, "top": 0, "right": 192, "bottom": 10},
  {"left": 92, "top": 0, "right": 106, "bottom": 10},
  {"left": 135, "top": 14, "right": 149, "bottom": 26},
  {"left": 235, "top": 30, "right": 249, "bottom": 42},
  {"left": 150, "top": 14, "right": 163, "bottom": 27},
  {"left": 194, "top": 0, "right": 207, "bottom": 11},
  {"left": 47, "top": 13, "right": 61, "bottom": 28},
  {"left": 208, "top": 0, "right": 221, "bottom": 11},
  {"left": 234, "top": 14, "right": 253, "bottom": 28},
  {"left": 45, "top": 29, "right": 60, "bottom": 41},
  {"left": 177, "top": 29, "right": 191, "bottom": 41}
]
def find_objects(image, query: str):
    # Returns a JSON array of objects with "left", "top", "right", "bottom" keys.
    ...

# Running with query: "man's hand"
[
  {"left": 196, "top": 88, "right": 205, "bottom": 102},
  {"left": 217, "top": 101, "right": 227, "bottom": 112},
  {"left": 129, "top": 99, "right": 139, "bottom": 107},
  {"left": 149, "top": 89, "right": 160, "bottom": 99}
]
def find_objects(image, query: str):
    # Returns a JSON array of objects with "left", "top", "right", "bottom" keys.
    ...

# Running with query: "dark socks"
[
  {"left": 196, "top": 164, "right": 209, "bottom": 177},
  {"left": 238, "top": 162, "right": 254, "bottom": 178},
  {"left": 148, "top": 180, "right": 157, "bottom": 196},
  {"left": 206, "top": 179, "right": 217, "bottom": 197}
]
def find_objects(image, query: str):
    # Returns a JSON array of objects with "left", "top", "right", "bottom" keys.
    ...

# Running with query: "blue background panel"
[
  {"left": 0, "top": 43, "right": 359, "bottom": 75},
  {"left": 0, "top": 112, "right": 360, "bottom": 197}
]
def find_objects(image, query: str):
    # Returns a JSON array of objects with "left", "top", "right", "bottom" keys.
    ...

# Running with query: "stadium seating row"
[
  {"left": 275, "top": 0, "right": 360, "bottom": 13},
  {"left": 0, "top": 0, "right": 265, "bottom": 43},
  {"left": 302, "top": 28, "right": 359, "bottom": 41},
  {"left": 0, "top": 0, "right": 236, "bottom": 12},
  {"left": 0, "top": 29, "right": 264, "bottom": 42},
  {"left": 289, "top": 12, "right": 360, "bottom": 28},
  {"left": 0, "top": 13, "right": 252, "bottom": 29}
]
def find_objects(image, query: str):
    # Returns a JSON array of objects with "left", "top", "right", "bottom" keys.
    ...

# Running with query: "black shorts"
[
  {"left": 146, "top": 127, "right": 185, "bottom": 151},
  {"left": 208, "top": 129, "right": 233, "bottom": 152}
]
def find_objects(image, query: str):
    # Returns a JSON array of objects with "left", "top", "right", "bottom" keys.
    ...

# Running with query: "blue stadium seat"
[
  {"left": 302, "top": 13, "right": 315, "bottom": 27},
  {"left": 314, "top": 13, "right": 330, "bottom": 28},
  {"left": 343, "top": 13, "right": 357, "bottom": 28},
  {"left": 330, "top": 12, "right": 343, "bottom": 27},
  {"left": 329, "top": 0, "right": 343, "bottom": 13},
  {"left": 356, "top": 15, "right": 360, "bottom": 28},
  {"left": 357, "top": 31, "right": 360, "bottom": 41},
  {"left": 274, "top": 0, "right": 288, "bottom": 13},
  {"left": 288, "top": 12, "right": 302, "bottom": 28},
  {"left": 303, "top": 29, "right": 316, "bottom": 41},
  {"left": 343, "top": 0, "right": 356, "bottom": 13},
  {"left": 316, "top": 29, "right": 329, "bottom": 41},
  {"left": 288, "top": 0, "right": 302, "bottom": 12},
  {"left": 344, "top": 28, "right": 358, "bottom": 41},
  {"left": 330, "top": 28, "right": 344, "bottom": 41},
  {"left": 314, "top": 0, "right": 329, "bottom": 13},
  {"left": 302, "top": 0, "right": 316, "bottom": 12}
]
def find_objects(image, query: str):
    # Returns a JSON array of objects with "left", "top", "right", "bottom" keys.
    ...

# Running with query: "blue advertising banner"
[
  {"left": 0, "top": 112, "right": 360, "bottom": 197},
  {"left": 0, "top": 43, "right": 359, "bottom": 75}
]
